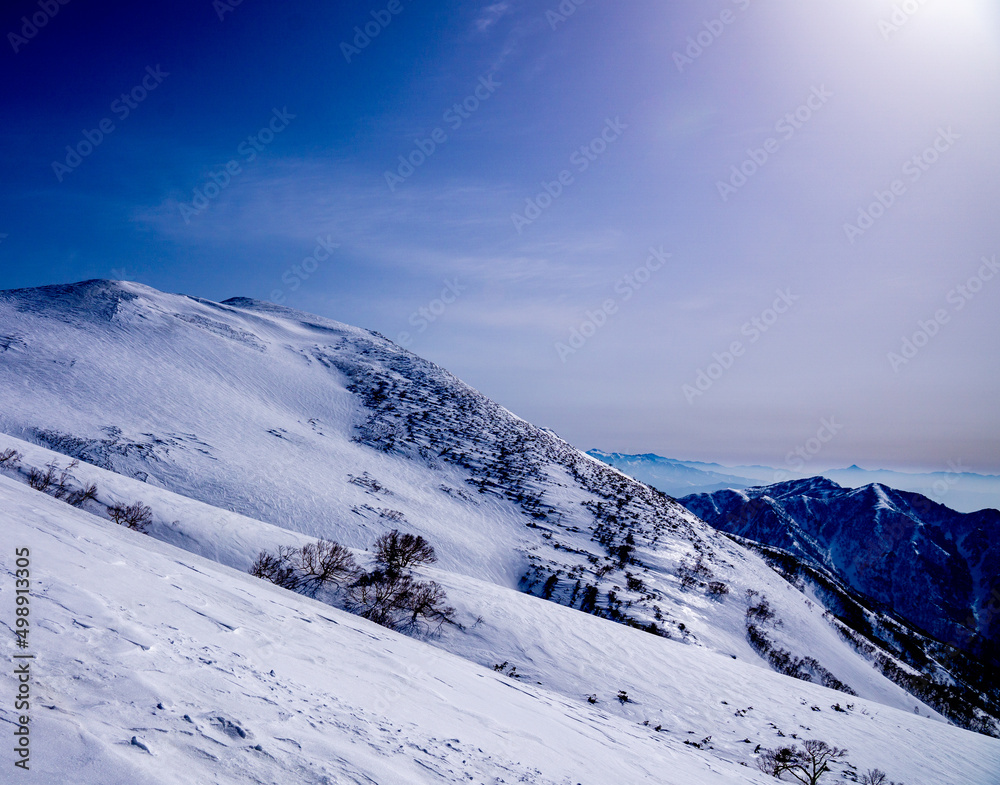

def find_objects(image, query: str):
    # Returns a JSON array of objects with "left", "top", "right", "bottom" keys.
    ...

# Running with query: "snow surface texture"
[
  {"left": 0, "top": 280, "right": 998, "bottom": 779},
  {"left": 3, "top": 476, "right": 1000, "bottom": 784}
]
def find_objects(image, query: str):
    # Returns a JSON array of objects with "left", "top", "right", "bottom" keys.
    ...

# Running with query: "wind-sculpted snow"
[
  {"left": 4, "top": 476, "right": 1000, "bottom": 784},
  {"left": 0, "top": 279, "right": 988, "bottom": 741}
]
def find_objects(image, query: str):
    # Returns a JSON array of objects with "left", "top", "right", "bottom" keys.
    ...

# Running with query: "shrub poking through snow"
[
  {"left": 373, "top": 529, "right": 437, "bottom": 574},
  {"left": 251, "top": 531, "right": 455, "bottom": 635},
  {"left": 0, "top": 447, "right": 22, "bottom": 468},
  {"left": 108, "top": 501, "right": 153, "bottom": 533},
  {"left": 28, "top": 464, "right": 57, "bottom": 492},
  {"left": 860, "top": 769, "right": 907, "bottom": 785},
  {"left": 297, "top": 540, "right": 359, "bottom": 596}
]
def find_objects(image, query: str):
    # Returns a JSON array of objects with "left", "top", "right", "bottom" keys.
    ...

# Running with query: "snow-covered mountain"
[
  {"left": 2, "top": 279, "right": 999, "bottom": 780},
  {"left": 680, "top": 477, "right": 1000, "bottom": 731}
]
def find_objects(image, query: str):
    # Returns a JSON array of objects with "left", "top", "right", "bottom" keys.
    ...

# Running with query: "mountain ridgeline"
[{"left": 0, "top": 279, "right": 996, "bottom": 738}]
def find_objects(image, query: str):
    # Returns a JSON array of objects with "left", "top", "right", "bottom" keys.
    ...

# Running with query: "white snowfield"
[
  {"left": 3, "top": 476, "right": 1000, "bottom": 785},
  {"left": 0, "top": 280, "right": 998, "bottom": 782}
]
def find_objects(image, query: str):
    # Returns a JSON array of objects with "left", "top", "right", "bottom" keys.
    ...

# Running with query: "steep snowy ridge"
[
  {"left": 0, "top": 280, "right": 997, "bottom": 778},
  {"left": 681, "top": 478, "right": 1000, "bottom": 734}
]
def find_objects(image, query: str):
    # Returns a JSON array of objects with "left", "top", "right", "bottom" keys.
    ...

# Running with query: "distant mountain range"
[
  {"left": 588, "top": 450, "right": 1000, "bottom": 513},
  {"left": 679, "top": 477, "right": 1000, "bottom": 673}
]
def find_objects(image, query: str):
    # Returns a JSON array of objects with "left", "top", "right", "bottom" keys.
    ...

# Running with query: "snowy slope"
[
  {"left": 4, "top": 475, "right": 1000, "bottom": 785},
  {"left": 0, "top": 279, "right": 986, "bottom": 739},
  {"left": 0, "top": 431, "right": 939, "bottom": 724}
]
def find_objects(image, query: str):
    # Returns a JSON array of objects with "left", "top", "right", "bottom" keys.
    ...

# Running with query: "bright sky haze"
[{"left": 2, "top": 0, "right": 999, "bottom": 472}]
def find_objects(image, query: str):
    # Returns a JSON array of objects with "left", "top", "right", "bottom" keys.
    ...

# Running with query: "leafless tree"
[
  {"left": 403, "top": 579, "right": 455, "bottom": 633},
  {"left": 65, "top": 482, "right": 99, "bottom": 508},
  {"left": 249, "top": 533, "right": 455, "bottom": 636},
  {"left": 298, "top": 540, "right": 359, "bottom": 595},
  {"left": 0, "top": 448, "right": 22, "bottom": 468},
  {"left": 345, "top": 569, "right": 416, "bottom": 628},
  {"left": 28, "top": 464, "right": 57, "bottom": 492},
  {"left": 50, "top": 460, "right": 80, "bottom": 500},
  {"left": 373, "top": 530, "right": 436, "bottom": 575},
  {"left": 860, "top": 770, "right": 887, "bottom": 785},
  {"left": 757, "top": 740, "right": 848, "bottom": 785},
  {"left": 249, "top": 546, "right": 302, "bottom": 591},
  {"left": 107, "top": 501, "right": 153, "bottom": 533}
]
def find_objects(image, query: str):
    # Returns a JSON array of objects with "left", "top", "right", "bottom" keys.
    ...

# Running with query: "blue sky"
[{"left": 2, "top": 0, "right": 999, "bottom": 472}]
